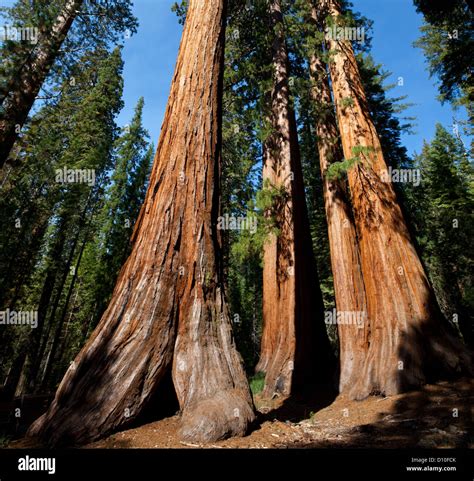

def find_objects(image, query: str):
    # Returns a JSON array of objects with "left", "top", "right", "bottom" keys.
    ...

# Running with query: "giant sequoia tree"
[
  {"left": 28, "top": 0, "right": 255, "bottom": 447},
  {"left": 319, "top": 0, "right": 472, "bottom": 399},
  {"left": 307, "top": 4, "right": 368, "bottom": 394},
  {"left": 256, "top": 0, "right": 334, "bottom": 399}
]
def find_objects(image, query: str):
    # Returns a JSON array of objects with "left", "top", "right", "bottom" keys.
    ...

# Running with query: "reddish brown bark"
[
  {"left": 0, "top": 0, "right": 84, "bottom": 167},
  {"left": 256, "top": 0, "right": 334, "bottom": 399},
  {"left": 308, "top": 6, "right": 369, "bottom": 396},
  {"left": 28, "top": 0, "right": 255, "bottom": 446},
  {"left": 320, "top": 0, "right": 472, "bottom": 398}
]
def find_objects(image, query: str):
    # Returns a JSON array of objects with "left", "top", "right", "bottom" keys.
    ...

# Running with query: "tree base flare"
[{"left": 179, "top": 390, "right": 255, "bottom": 442}]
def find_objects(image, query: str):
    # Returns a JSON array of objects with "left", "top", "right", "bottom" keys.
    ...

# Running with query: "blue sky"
[
  {"left": 3, "top": 0, "right": 468, "bottom": 156},
  {"left": 352, "top": 0, "right": 467, "bottom": 155},
  {"left": 116, "top": 0, "right": 182, "bottom": 150},
  {"left": 117, "top": 0, "right": 466, "bottom": 157}
]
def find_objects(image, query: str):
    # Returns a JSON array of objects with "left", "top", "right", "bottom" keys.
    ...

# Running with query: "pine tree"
[
  {"left": 414, "top": 0, "right": 473, "bottom": 120},
  {"left": 413, "top": 124, "right": 474, "bottom": 348},
  {"left": 0, "top": 0, "right": 137, "bottom": 167},
  {"left": 2, "top": 48, "right": 125, "bottom": 397},
  {"left": 89, "top": 97, "right": 152, "bottom": 326},
  {"left": 221, "top": 32, "right": 264, "bottom": 371}
]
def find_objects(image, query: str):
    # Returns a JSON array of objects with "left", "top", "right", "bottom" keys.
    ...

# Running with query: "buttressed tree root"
[{"left": 27, "top": 0, "right": 255, "bottom": 447}]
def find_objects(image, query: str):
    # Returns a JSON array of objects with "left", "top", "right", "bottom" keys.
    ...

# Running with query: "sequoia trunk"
[
  {"left": 28, "top": 0, "right": 255, "bottom": 446},
  {"left": 321, "top": 0, "right": 472, "bottom": 398},
  {"left": 308, "top": 5, "right": 369, "bottom": 395},
  {"left": 256, "top": 0, "right": 334, "bottom": 399}
]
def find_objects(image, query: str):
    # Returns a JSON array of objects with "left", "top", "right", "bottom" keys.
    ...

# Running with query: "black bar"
[{"left": 0, "top": 448, "right": 471, "bottom": 480}]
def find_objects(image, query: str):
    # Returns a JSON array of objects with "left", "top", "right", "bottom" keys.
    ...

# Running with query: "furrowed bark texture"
[
  {"left": 256, "top": 0, "right": 334, "bottom": 399},
  {"left": 321, "top": 0, "right": 472, "bottom": 398},
  {"left": 0, "top": 0, "right": 84, "bottom": 167},
  {"left": 308, "top": 5, "right": 369, "bottom": 396},
  {"left": 28, "top": 0, "right": 255, "bottom": 446}
]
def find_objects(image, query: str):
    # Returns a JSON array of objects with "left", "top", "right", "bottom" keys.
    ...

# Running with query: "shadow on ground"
[
  {"left": 277, "top": 379, "right": 473, "bottom": 448},
  {"left": 5, "top": 378, "right": 472, "bottom": 449}
]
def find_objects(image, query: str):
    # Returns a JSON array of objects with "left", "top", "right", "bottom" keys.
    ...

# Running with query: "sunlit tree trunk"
[
  {"left": 28, "top": 0, "right": 255, "bottom": 446},
  {"left": 320, "top": 0, "right": 472, "bottom": 398},
  {"left": 256, "top": 0, "right": 334, "bottom": 399},
  {"left": 308, "top": 5, "right": 369, "bottom": 396}
]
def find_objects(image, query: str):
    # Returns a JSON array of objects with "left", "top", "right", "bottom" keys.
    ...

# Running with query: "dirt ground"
[
  {"left": 9, "top": 378, "right": 472, "bottom": 449},
  {"left": 74, "top": 378, "right": 473, "bottom": 449}
]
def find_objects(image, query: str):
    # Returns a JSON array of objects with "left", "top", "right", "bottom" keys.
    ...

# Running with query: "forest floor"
[
  {"left": 8, "top": 378, "right": 472, "bottom": 449},
  {"left": 84, "top": 378, "right": 473, "bottom": 449}
]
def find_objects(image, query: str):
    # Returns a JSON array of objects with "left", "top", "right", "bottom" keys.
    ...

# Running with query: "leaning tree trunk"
[
  {"left": 308, "top": 5, "right": 369, "bottom": 396},
  {"left": 16, "top": 193, "right": 91, "bottom": 397},
  {"left": 40, "top": 225, "right": 89, "bottom": 391},
  {"left": 12, "top": 218, "right": 69, "bottom": 398},
  {"left": 320, "top": 0, "right": 472, "bottom": 398},
  {"left": 255, "top": 0, "right": 334, "bottom": 400},
  {"left": 0, "top": 0, "right": 83, "bottom": 167},
  {"left": 28, "top": 0, "right": 255, "bottom": 447}
]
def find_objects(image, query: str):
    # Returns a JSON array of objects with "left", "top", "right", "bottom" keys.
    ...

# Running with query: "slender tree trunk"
[
  {"left": 0, "top": 214, "right": 50, "bottom": 379},
  {"left": 40, "top": 229, "right": 88, "bottom": 390},
  {"left": 18, "top": 193, "right": 91, "bottom": 395},
  {"left": 9, "top": 221, "right": 68, "bottom": 399},
  {"left": 3, "top": 351, "right": 27, "bottom": 399},
  {"left": 27, "top": 225, "right": 82, "bottom": 393},
  {"left": 81, "top": 308, "right": 95, "bottom": 340},
  {"left": 320, "top": 0, "right": 472, "bottom": 398},
  {"left": 455, "top": 301, "right": 474, "bottom": 350},
  {"left": 54, "top": 288, "right": 80, "bottom": 377},
  {"left": 308, "top": 6, "right": 369, "bottom": 396},
  {"left": 10, "top": 268, "right": 58, "bottom": 398},
  {"left": 0, "top": 0, "right": 83, "bottom": 167},
  {"left": 28, "top": 0, "right": 255, "bottom": 447},
  {"left": 32, "top": 189, "right": 97, "bottom": 391},
  {"left": 256, "top": 0, "right": 334, "bottom": 399}
]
